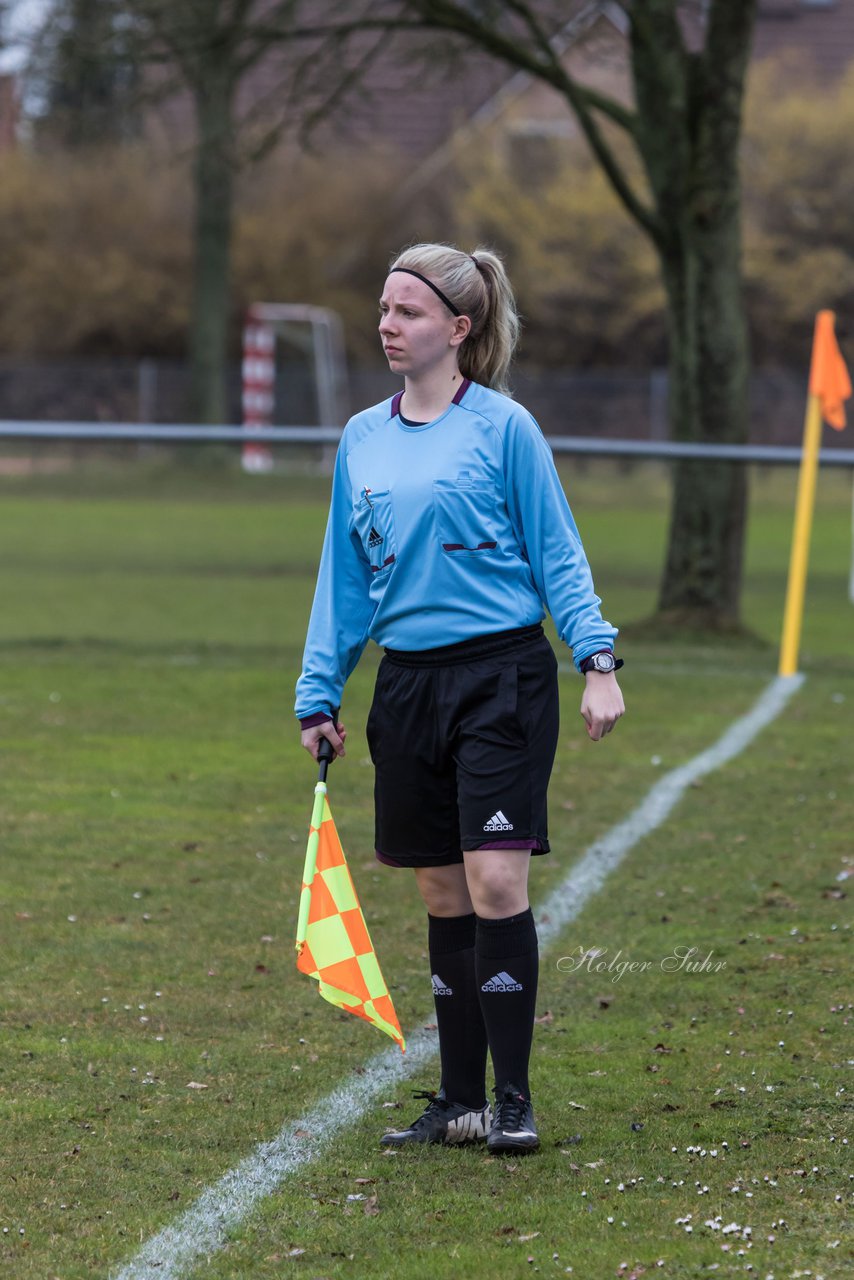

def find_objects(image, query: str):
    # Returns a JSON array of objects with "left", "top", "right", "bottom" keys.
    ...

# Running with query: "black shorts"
[{"left": 365, "top": 624, "right": 560, "bottom": 868}]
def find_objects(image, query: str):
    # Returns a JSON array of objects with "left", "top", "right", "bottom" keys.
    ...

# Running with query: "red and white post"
[{"left": 242, "top": 310, "right": 275, "bottom": 472}]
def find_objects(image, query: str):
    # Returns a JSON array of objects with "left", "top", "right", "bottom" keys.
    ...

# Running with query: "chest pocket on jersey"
[
  {"left": 433, "top": 478, "right": 498, "bottom": 555},
  {"left": 352, "top": 490, "right": 397, "bottom": 577}
]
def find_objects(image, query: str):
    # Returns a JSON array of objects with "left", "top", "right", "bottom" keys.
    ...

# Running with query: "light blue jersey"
[{"left": 295, "top": 380, "right": 618, "bottom": 720}]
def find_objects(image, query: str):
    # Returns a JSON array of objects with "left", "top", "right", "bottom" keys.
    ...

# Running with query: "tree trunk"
[
  {"left": 189, "top": 66, "right": 235, "bottom": 425},
  {"left": 657, "top": 206, "right": 749, "bottom": 625},
  {"left": 628, "top": 0, "right": 756, "bottom": 628}
]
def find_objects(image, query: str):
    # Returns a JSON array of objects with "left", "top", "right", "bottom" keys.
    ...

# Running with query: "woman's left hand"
[{"left": 580, "top": 672, "right": 625, "bottom": 741}]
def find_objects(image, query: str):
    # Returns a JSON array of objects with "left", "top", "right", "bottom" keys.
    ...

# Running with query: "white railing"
[{"left": 1, "top": 420, "right": 853, "bottom": 465}]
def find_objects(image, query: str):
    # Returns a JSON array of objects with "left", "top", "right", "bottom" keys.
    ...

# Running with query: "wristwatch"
[{"left": 580, "top": 651, "right": 624, "bottom": 674}]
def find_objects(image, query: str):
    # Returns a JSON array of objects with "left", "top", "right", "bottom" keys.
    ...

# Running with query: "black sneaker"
[
  {"left": 380, "top": 1089, "right": 492, "bottom": 1147},
  {"left": 487, "top": 1084, "right": 540, "bottom": 1154}
]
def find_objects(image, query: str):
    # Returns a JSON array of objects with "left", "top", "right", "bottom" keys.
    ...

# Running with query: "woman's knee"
[
  {"left": 464, "top": 851, "right": 530, "bottom": 918},
  {"left": 469, "top": 881, "right": 528, "bottom": 918},
  {"left": 413, "top": 864, "right": 473, "bottom": 917}
]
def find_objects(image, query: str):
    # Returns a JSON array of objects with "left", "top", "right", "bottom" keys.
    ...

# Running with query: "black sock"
[
  {"left": 428, "top": 912, "right": 489, "bottom": 1110},
  {"left": 475, "top": 908, "right": 539, "bottom": 1098}
]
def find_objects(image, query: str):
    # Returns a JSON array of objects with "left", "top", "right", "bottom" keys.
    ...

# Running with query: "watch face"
[{"left": 593, "top": 652, "right": 615, "bottom": 672}]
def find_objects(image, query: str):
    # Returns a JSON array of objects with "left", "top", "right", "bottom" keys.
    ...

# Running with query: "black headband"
[{"left": 388, "top": 267, "right": 461, "bottom": 316}]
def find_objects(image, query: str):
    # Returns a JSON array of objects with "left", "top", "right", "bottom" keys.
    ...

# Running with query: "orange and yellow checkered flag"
[{"left": 295, "top": 776, "right": 405, "bottom": 1051}]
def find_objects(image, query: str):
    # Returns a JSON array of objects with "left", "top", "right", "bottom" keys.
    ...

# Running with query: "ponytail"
[{"left": 388, "top": 243, "right": 520, "bottom": 395}]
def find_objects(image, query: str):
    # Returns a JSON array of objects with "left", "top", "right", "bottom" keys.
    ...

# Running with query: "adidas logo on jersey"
[
  {"left": 368, "top": 526, "right": 384, "bottom": 548},
  {"left": 481, "top": 970, "right": 523, "bottom": 993},
  {"left": 483, "top": 809, "right": 514, "bottom": 832},
  {"left": 431, "top": 973, "right": 453, "bottom": 996}
]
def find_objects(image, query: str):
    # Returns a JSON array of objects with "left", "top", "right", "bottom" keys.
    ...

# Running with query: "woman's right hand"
[{"left": 300, "top": 720, "right": 347, "bottom": 760}]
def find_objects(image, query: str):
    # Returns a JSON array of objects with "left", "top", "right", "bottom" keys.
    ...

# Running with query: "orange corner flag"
[
  {"left": 809, "top": 310, "right": 851, "bottom": 431},
  {"left": 778, "top": 309, "right": 852, "bottom": 676},
  {"left": 295, "top": 782, "right": 405, "bottom": 1051}
]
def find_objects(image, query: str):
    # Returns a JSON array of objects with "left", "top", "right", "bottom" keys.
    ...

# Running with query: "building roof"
[
  {"left": 753, "top": 0, "right": 854, "bottom": 80},
  {"left": 383, "top": 0, "right": 853, "bottom": 202},
  {"left": 6, "top": 2, "right": 852, "bottom": 156}
]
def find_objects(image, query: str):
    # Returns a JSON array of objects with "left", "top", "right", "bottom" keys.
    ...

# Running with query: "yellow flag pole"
[
  {"left": 295, "top": 780, "right": 326, "bottom": 952},
  {"left": 296, "top": 737, "right": 335, "bottom": 952},
  {"left": 778, "top": 390, "right": 823, "bottom": 676}
]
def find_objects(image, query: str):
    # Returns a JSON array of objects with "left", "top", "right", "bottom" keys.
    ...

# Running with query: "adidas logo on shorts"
[
  {"left": 481, "top": 970, "right": 523, "bottom": 993},
  {"left": 431, "top": 973, "right": 453, "bottom": 996},
  {"left": 483, "top": 809, "right": 514, "bottom": 832}
]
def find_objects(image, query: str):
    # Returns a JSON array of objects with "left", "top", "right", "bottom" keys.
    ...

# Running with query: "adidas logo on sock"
[
  {"left": 483, "top": 809, "right": 513, "bottom": 832},
  {"left": 481, "top": 970, "right": 523, "bottom": 993},
  {"left": 368, "top": 526, "right": 384, "bottom": 548},
  {"left": 431, "top": 973, "right": 453, "bottom": 996}
]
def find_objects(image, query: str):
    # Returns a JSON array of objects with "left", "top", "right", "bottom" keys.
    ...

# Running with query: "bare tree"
[
  {"left": 28, "top": 0, "right": 141, "bottom": 147},
  {"left": 27, "top": 0, "right": 379, "bottom": 424},
  {"left": 122, "top": 0, "right": 311, "bottom": 425}
]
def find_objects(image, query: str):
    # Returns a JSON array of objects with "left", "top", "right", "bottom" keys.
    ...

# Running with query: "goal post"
[{"left": 241, "top": 303, "right": 348, "bottom": 473}]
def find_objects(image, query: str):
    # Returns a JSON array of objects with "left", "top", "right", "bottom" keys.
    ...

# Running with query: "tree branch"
[
  {"left": 293, "top": 27, "right": 387, "bottom": 151},
  {"left": 244, "top": 2, "right": 653, "bottom": 222},
  {"left": 501, "top": 0, "right": 556, "bottom": 60},
  {"left": 402, "top": 0, "right": 660, "bottom": 241},
  {"left": 572, "top": 81, "right": 636, "bottom": 134}
]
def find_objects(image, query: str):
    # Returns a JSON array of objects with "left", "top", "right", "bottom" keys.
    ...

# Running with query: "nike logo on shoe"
[
  {"left": 445, "top": 1108, "right": 491, "bottom": 1143},
  {"left": 488, "top": 1087, "right": 539, "bottom": 1154}
]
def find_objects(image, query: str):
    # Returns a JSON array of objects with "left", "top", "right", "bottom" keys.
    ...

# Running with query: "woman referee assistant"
[{"left": 296, "top": 242, "right": 624, "bottom": 1154}]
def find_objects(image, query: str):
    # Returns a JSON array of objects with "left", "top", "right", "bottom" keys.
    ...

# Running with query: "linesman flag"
[{"left": 295, "top": 741, "right": 405, "bottom": 1051}]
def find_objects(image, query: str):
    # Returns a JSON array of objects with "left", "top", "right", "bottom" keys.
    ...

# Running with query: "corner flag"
[
  {"left": 809, "top": 310, "right": 851, "bottom": 431},
  {"left": 295, "top": 751, "right": 405, "bottom": 1052},
  {"left": 779, "top": 311, "right": 851, "bottom": 676}
]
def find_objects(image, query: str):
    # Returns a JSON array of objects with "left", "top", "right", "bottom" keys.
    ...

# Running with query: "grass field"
[{"left": 0, "top": 456, "right": 851, "bottom": 1280}]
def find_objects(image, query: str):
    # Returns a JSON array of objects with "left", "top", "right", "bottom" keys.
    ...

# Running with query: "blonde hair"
[{"left": 388, "top": 242, "right": 520, "bottom": 395}]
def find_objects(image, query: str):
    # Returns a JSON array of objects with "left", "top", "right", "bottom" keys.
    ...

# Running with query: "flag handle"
[
  {"left": 297, "top": 739, "right": 335, "bottom": 950},
  {"left": 317, "top": 735, "right": 335, "bottom": 783},
  {"left": 297, "top": 772, "right": 328, "bottom": 952}
]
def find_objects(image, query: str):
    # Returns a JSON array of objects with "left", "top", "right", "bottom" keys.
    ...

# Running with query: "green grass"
[{"left": 0, "top": 457, "right": 851, "bottom": 1279}]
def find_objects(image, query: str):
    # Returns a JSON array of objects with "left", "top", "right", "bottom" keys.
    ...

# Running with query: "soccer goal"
[{"left": 242, "top": 303, "right": 348, "bottom": 472}]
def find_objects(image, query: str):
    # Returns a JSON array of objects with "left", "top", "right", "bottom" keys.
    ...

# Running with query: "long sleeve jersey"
[{"left": 295, "top": 379, "right": 618, "bottom": 721}]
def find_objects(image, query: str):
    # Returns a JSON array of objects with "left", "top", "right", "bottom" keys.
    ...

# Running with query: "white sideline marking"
[
  {"left": 536, "top": 672, "right": 805, "bottom": 945},
  {"left": 113, "top": 673, "right": 804, "bottom": 1280}
]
